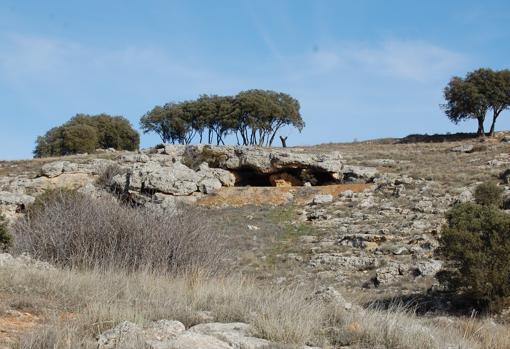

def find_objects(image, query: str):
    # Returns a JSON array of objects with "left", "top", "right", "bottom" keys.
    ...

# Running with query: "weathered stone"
[
  {"left": 0, "top": 191, "right": 35, "bottom": 206},
  {"left": 343, "top": 165, "right": 378, "bottom": 182},
  {"left": 164, "top": 332, "right": 231, "bottom": 349},
  {"left": 456, "top": 190, "right": 473, "bottom": 203},
  {"left": 144, "top": 163, "right": 200, "bottom": 195},
  {"left": 198, "top": 178, "right": 222, "bottom": 194},
  {"left": 450, "top": 144, "right": 474, "bottom": 153},
  {"left": 41, "top": 161, "right": 68, "bottom": 177},
  {"left": 0, "top": 253, "right": 54, "bottom": 270},
  {"left": 188, "top": 322, "right": 271, "bottom": 349},
  {"left": 311, "top": 286, "right": 353, "bottom": 310},
  {"left": 414, "top": 260, "right": 443, "bottom": 277},
  {"left": 197, "top": 162, "right": 236, "bottom": 187},
  {"left": 312, "top": 194, "right": 333, "bottom": 205},
  {"left": 97, "top": 321, "right": 144, "bottom": 349},
  {"left": 181, "top": 145, "right": 343, "bottom": 176}
]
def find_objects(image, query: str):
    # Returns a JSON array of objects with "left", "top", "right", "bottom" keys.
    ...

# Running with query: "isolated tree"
[
  {"left": 442, "top": 68, "right": 510, "bottom": 136},
  {"left": 34, "top": 114, "right": 140, "bottom": 157},
  {"left": 442, "top": 76, "right": 488, "bottom": 135},
  {"left": 466, "top": 69, "right": 510, "bottom": 136}
]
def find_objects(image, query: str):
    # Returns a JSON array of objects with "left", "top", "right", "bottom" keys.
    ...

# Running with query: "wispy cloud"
[
  {"left": 296, "top": 39, "right": 467, "bottom": 83},
  {"left": 0, "top": 33, "right": 233, "bottom": 96}
]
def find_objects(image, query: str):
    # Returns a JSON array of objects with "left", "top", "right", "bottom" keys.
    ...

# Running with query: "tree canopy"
[
  {"left": 34, "top": 114, "right": 140, "bottom": 157},
  {"left": 140, "top": 90, "right": 305, "bottom": 146},
  {"left": 442, "top": 68, "right": 510, "bottom": 136}
]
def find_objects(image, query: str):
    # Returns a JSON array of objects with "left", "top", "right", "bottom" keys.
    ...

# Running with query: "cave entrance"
[{"left": 231, "top": 167, "right": 341, "bottom": 187}]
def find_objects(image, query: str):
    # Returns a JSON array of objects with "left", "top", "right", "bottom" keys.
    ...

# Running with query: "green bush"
[
  {"left": 34, "top": 114, "right": 140, "bottom": 157},
  {"left": 474, "top": 181, "right": 503, "bottom": 207},
  {"left": 0, "top": 213, "right": 12, "bottom": 251},
  {"left": 437, "top": 201, "right": 510, "bottom": 312}
]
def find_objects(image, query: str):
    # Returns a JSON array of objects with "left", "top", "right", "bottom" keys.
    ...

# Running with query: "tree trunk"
[
  {"left": 489, "top": 110, "right": 501, "bottom": 137},
  {"left": 280, "top": 136, "right": 288, "bottom": 148},
  {"left": 477, "top": 117, "right": 485, "bottom": 136}
]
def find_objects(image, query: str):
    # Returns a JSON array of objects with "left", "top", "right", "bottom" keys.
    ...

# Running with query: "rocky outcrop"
[
  {"left": 0, "top": 145, "right": 378, "bottom": 221},
  {"left": 97, "top": 320, "right": 316, "bottom": 349}
]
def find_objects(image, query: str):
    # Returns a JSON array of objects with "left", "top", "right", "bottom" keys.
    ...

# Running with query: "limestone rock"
[
  {"left": 197, "top": 162, "right": 236, "bottom": 187},
  {"left": 188, "top": 322, "right": 271, "bottom": 349},
  {"left": 97, "top": 321, "right": 144, "bottom": 349},
  {"left": 415, "top": 260, "right": 443, "bottom": 277},
  {"left": 0, "top": 253, "right": 54, "bottom": 270},
  {"left": 164, "top": 332, "right": 231, "bottom": 349},
  {"left": 450, "top": 144, "right": 474, "bottom": 153},
  {"left": 0, "top": 191, "right": 35, "bottom": 206},
  {"left": 311, "top": 286, "right": 353, "bottom": 310},
  {"left": 41, "top": 161, "right": 67, "bottom": 177},
  {"left": 343, "top": 165, "right": 378, "bottom": 182},
  {"left": 144, "top": 163, "right": 200, "bottom": 196},
  {"left": 181, "top": 145, "right": 343, "bottom": 176},
  {"left": 456, "top": 190, "right": 473, "bottom": 204},
  {"left": 198, "top": 178, "right": 222, "bottom": 194},
  {"left": 312, "top": 194, "right": 333, "bottom": 205}
]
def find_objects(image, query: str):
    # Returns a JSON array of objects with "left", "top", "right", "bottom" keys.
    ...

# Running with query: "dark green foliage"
[
  {"left": 437, "top": 197, "right": 510, "bottom": 312},
  {"left": 34, "top": 114, "right": 140, "bottom": 157},
  {"left": 442, "top": 68, "right": 510, "bottom": 136},
  {"left": 474, "top": 181, "right": 503, "bottom": 207},
  {"left": 140, "top": 90, "right": 304, "bottom": 146},
  {"left": 0, "top": 213, "right": 12, "bottom": 251}
]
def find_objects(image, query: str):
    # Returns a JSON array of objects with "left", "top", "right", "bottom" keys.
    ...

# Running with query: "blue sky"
[{"left": 1, "top": 0, "right": 509, "bottom": 159}]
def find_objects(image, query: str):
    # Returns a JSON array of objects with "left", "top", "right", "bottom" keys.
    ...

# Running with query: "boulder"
[
  {"left": 197, "top": 162, "right": 236, "bottom": 187},
  {"left": 414, "top": 260, "right": 443, "bottom": 277},
  {"left": 342, "top": 165, "right": 378, "bottom": 182},
  {"left": 312, "top": 194, "right": 333, "bottom": 205},
  {"left": 198, "top": 178, "right": 222, "bottom": 194},
  {"left": 97, "top": 321, "right": 144, "bottom": 349},
  {"left": 311, "top": 286, "right": 353, "bottom": 310},
  {"left": 456, "top": 190, "right": 473, "bottom": 204},
  {"left": 145, "top": 163, "right": 200, "bottom": 195},
  {"left": 98, "top": 320, "right": 186, "bottom": 349},
  {"left": 41, "top": 161, "right": 68, "bottom": 177}
]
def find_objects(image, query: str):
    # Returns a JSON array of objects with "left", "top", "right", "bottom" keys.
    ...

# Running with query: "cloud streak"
[{"left": 297, "top": 39, "right": 467, "bottom": 83}]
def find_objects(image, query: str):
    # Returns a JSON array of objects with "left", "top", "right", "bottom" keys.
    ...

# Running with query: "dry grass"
[
  {"left": 0, "top": 266, "right": 324, "bottom": 348},
  {"left": 0, "top": 265, "right": 509, "bottom": 348}
]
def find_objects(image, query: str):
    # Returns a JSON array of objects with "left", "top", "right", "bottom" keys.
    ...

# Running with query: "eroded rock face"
[{"left": 180, "top": 145, "right": 345, "bottom": 176}]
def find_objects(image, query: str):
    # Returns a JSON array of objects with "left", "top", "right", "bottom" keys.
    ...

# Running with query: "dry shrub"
[
  {"left": 12, "top": 189, "right": 226, "bottom": 274},
  {"left": 96, "top": 163, "right": 126, "bottom": 190}
]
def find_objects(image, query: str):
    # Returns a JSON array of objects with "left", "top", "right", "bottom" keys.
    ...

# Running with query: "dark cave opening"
[{"left": 231, "top": 167, "right": 341, "bottom": 187}]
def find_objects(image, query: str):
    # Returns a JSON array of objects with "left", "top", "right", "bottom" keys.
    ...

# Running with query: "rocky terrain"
[{"left": 1, "top": 134, "right": 510, "bottom": 348}]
